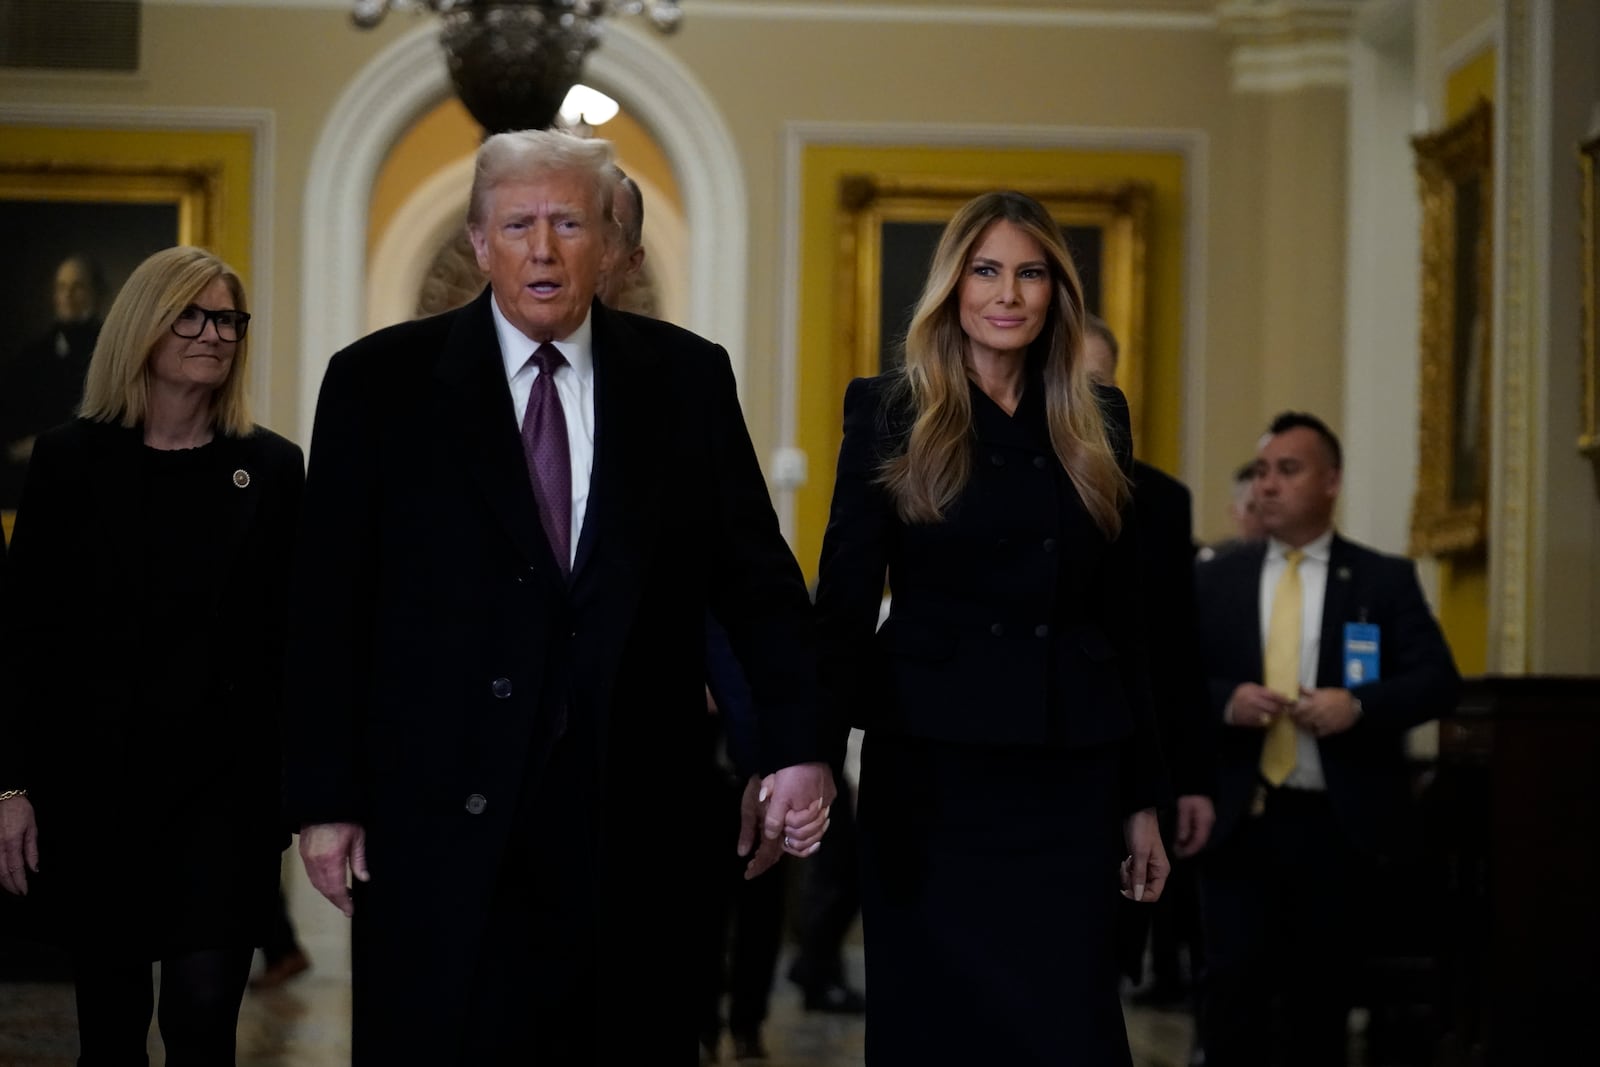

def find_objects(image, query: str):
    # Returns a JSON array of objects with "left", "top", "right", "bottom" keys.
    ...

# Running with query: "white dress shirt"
[
  {"left": 1258, "top": 529, "right": 1334, "bottom": 790},
  {"left": 491, "top": 297, "right": 596, "bottom": 567}
]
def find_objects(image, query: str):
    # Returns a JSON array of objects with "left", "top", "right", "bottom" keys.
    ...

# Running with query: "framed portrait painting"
[
  {"left": 1410, "top": 102, "right": 1493, "bottom": 557},
  {"left": 0, "top": 160, "right": 218, "bottom": 527}
]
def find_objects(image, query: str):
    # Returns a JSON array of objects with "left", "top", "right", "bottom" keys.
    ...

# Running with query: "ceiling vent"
[{"left": 0, "top": 0, "right": 140, "bottom": 73}]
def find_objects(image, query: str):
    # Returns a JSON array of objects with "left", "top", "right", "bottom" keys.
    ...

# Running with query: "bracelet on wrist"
[{"left": 0, "top": 789, "right": 27, "bottom": 802}]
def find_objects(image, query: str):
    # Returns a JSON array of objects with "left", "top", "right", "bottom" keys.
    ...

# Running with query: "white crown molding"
[
  {"left": 0, "top": 104, "right": 278, "bottom": 428},
  {"left": 145, "top": 0, "right": 1217, "bottom": 30},
  {"left": 1229, "top": 39, "right": 1351, "bottom": 92},
  {"left": 299, "top": 17, "right": 748, "bottom": 443},
  {"left": 1217, "top": 0, "right": 1358, "bottom": 93},
  {"left": 775, "top": 121, "right": 1211, "bottom": 532}
]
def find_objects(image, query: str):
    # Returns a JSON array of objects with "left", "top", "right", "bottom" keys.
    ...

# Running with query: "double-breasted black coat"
[
  {"left": 282, "top": 291, "right": 823, "bottom": 1062},
  {"left": 0, "top": 418, "right": 303, "bottom": 950},
  {"left": 814, "top": 372, "right": 1167, "bottom": 1064}
]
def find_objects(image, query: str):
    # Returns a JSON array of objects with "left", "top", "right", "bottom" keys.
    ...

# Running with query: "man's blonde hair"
[{"left": 467, "top": 127, "right": 618, "bottom": 240}]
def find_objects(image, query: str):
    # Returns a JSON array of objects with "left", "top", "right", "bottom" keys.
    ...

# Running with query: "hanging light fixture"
[{"left": 350, "top": 1, "right": 683, "bottom": 134}]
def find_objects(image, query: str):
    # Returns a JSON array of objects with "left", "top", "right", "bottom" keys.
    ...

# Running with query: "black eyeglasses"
[{"left": 171, "top": 305, "right": 251, "bottom": 342}]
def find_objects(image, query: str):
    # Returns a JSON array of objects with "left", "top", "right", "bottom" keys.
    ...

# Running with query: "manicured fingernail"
[
  {"left": 758, "top": 785, "right": 769, "bottom": 803},
  {"left": 1134, "top": 884, "right": 1146, "bottom": 902},
  {"left": 805, "top": 842, "right": 821, "bottom": 856}
]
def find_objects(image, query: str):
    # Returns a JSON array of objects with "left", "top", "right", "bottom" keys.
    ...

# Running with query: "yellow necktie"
[{"left": 1259, "top": 549, "right": 1304, "bottom": 786}]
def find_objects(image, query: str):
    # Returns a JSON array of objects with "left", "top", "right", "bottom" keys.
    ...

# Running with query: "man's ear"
[
  {"left": 628, "top": 247, "right": 646, "bottom": 275},
  {"left": 468, "top": 226, "right": 491, "bottom": 273}
]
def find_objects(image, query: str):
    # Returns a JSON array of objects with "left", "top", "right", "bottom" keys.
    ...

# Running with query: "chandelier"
[{"left": 351, "top": 1, "right": 684, "bottom": 134}]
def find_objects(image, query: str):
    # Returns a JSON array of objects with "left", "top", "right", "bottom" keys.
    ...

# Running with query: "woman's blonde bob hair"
[
  {"left": 79, "top": 245, "right": 253, "bottom": 437},
  {"left": 878, "top": 190, "right": 1129, "bottom": 537}
]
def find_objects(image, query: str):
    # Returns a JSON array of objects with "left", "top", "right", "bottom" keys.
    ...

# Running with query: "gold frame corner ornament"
[
  {"left": 1579, "top": 131, "right": 1600, "bottom": 472},
  {"left": 1409, "top": 101, "right": 1494, "bottom": 557},
  {"left": 832, "top": 174, "right": 1152, "bottom": 454}
]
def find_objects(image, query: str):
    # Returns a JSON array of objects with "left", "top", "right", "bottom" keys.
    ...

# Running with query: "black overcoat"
[
  {"left": 0, "top": 418, "right": 303, "bottom": 945},
  {"left": 282, "top": 292, "right": 822, "bottom": 1062}
]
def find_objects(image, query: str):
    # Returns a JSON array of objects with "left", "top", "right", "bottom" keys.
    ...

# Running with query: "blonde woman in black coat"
[
  {"left": 0, "top": 246, "right": 303, "bottom": 1066},
  {"left": 816, "top": 191, "right": 1170, "bottom": 1064}
]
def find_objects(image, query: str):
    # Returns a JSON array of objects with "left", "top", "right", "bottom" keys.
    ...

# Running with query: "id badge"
[{"left": 1344, "top": 622, "right": 1380, "bottom": 686}]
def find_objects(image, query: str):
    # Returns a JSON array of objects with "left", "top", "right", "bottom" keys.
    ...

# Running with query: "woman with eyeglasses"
[{"left": 0, "top": 245, "right": 303, "bottom": 1065}]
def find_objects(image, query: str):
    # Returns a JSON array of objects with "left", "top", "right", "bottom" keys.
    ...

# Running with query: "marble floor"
[{"left": 0, "top": 943, "right": 1197, "bottom": 1067}]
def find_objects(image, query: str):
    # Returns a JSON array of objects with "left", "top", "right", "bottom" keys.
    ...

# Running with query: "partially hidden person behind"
[
  {"left": 0, "top": 245, "right": 304, "bottom": 1066},
  {"left": 283, "top": 127, "right": 834, "bottom": 1065},
  {"left": 814, "top": 190, "right": 1170, "bottom": 1065}
]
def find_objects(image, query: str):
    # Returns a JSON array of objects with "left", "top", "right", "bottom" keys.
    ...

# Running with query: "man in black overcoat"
[
  {"left": 283, "top": 128, "right": 835, "bottom": 1064},
  {"left": 1194, "top": 412, "right": 1459, "bottom": 1066}
]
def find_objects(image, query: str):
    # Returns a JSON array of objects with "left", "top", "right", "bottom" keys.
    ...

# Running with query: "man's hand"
[
  {"left": 1173, "top": 794, "right": 1216, "bottom": 858},
  {"left": 1226, "top": 682, "right": 1293, "bottom": 728},
  {"left": 759, "top": 761, "right": 836, "bottom": 858},
  {"left": 1290, "top": 686, "right": 1361, "bottom": 738},
  {"left": 736, "top": 775, "right": 784, "bottom": 879},
  {"left": 299, "top": 821, "right": 370, "bottom": 918},
  {"left": 1121, "top": 807, "right": 1169, "bottom": 903},
  {"left": 0, "top": 795, "right": 39, "bottom": 897}
]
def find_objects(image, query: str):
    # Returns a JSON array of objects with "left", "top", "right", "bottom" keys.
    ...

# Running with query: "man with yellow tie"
[{"left": 1193, "top": 412, "right": 1460, "bottom": 1066}]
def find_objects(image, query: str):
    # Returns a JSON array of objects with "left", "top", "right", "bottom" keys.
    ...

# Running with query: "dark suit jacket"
[
  {"left": 282, "top": 291, "right": 821, "bottom": 1061},
  {"left": 1131, "top": 460, "right": 1211, "bottom": 798},
  {"left": 1195, "top": 534, "right": 1460, "bottom": 856},
  {"left": 815, "top": 373, "right": 1166, "bottom": 814}
]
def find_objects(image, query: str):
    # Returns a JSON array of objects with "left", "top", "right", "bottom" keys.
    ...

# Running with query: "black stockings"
[{"left": 73, "top": 946, "right": 253, "bottom": 1067}]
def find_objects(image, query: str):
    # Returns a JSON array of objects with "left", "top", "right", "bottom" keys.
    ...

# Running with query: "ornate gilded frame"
[
  {"left": 834, "top": 175, "right": 1152, "bottom": 452},
  {"left": 1580, "top": 132, "right": 1600, "bottom": 471},
  {"left": 0, "top": 159, "right": 219, "bottom": 539},
  {"left": 1410, "top": 102, "right": 1493, "bottom": 556}
]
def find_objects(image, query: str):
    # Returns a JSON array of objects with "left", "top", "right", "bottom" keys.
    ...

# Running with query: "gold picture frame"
[
  {"left": 1410, "top": 102, "right": 1493, "bottom": 557},
  {"left": 1, "top": 158, "right": 220, "bottom": 537},
  {"left": 1580, "top": 131, "right": 1600, "bottom": 469},
  {"left": 833, "top": 174, "right": 1152, "bottom": 453}
]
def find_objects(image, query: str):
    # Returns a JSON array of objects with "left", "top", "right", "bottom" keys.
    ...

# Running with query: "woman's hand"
[
  {"left": 0, "top": 794, "right": 40, "bottom": 896},
  {"left": 1120, "top": 807, "right": 1168, "bottom": 904}
]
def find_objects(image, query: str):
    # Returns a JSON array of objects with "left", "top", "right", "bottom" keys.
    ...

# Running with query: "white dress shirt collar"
[
  {"left": 490, "top": 294, "right": 595, "bottom": 386},
  {"left": 1266, "top": 527, "right": 1334, "bottom": 566}
]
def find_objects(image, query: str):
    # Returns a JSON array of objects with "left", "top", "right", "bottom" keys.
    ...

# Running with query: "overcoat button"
[
  {"left": 990, "top": 622, "right": 1005, "bottom": 637},
  {"left": 990, "top": 453, "right": 1005, "bottom": 467},
  {"left": 465, "top": 794, "right": 488, "bottom": 815},
  {"left": 232, "top": 469, "right": 251, "bottom": 488},
  {"left": 1032, "top": 456, "right": 1047, "bottom": 470},
  {"left": 491, "top": 677, "right": 513, "bottom": 699},
  {"left": 1042, "top": 538, "right": 1057, "bottom": 553},
  {"left": 1035, "top": 624, "right": 1051, "bottom": 638}
]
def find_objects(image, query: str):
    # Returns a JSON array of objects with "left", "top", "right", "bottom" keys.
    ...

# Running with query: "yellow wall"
[
  {"left": 793, "top": 144, "right": 1187, "bottom": 581},
  {"left": 1431, "top": 47, "right": 1496, "bottom": 675}
]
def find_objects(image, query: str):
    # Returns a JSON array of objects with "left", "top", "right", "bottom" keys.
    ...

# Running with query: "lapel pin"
[
  {"left": 233, "top": 469, "right": 251, "bottom": 488},
  {"left": 1336, "top": 566, "right": 1351, "bottom": 581}
]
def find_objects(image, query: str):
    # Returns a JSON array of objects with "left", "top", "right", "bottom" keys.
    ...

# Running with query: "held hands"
[
  {"left": 1120, "top": 807, "right": 1168, "bottom": 904},
  {"left": 1226, "top": 682, "right": 1294, "bottom": 727},
  {"left": 0, "top": 795, "right": 39, "bottom": 897},
  {"left": 299, "top": 821, "right": 370, "bottom": 918},
  {"left": 759, "top": 761, "right": 836, "bottom": 861},
  {"left": 736, "top": 775, "right": 785, "bottom": 880}
]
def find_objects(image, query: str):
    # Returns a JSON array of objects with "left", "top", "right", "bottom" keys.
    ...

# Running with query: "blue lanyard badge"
[{"left": 1343, "top": 622, "right": 1380, "bottom": 687}]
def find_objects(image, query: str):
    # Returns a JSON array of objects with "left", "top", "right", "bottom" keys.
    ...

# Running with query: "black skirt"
[{"left": 858, "top": 731, "right": 1134, "bottom": 1066}]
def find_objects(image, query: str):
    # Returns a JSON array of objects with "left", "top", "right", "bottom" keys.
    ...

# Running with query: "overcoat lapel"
[
  {"left": 432, "top": 289, "right": 567, "bottom": 591},
  {"left": 1240, "top": 541, "right": 1268, "bottom": 680},
  {"left": 570, "top": 303, "right": 666, "bottom": 594}
]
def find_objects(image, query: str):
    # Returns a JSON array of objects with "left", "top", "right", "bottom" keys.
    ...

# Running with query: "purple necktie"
[{"left": 521, "top": 343, "right": 571, "bottom": 576}]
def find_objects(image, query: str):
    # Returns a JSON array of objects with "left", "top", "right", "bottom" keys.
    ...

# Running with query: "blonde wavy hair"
[
  {"left": 79, "top": 245, "right": 254, "bottom": 437},
  {"left": 878, "top": 191, "right": 1129, "bottom": 537}
]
